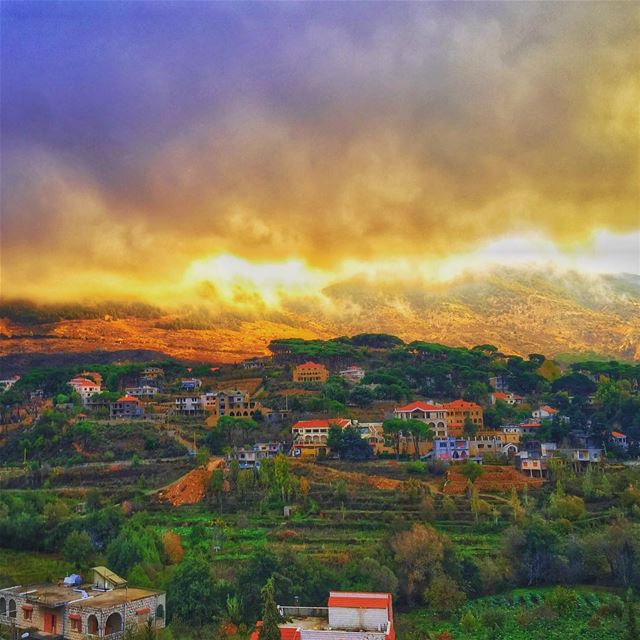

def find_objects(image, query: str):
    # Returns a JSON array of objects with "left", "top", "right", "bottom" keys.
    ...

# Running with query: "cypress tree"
[{"left": 259, "top": 578, "right": 281, "bottom": 640}]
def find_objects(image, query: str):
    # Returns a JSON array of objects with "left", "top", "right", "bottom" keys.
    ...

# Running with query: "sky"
[{"left": 1, "top": 1, "right": 639, "bottom": 308}]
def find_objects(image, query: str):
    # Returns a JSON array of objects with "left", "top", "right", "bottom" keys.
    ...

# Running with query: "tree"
[
  {"left": 390, "top": 524, "right": 452, "bottom": 604},
  {"left": 463, "top": 417, "right": 478, "bottom": 438},
  {"left": 258, "top": 578, "right": 282, "bottom": 640},
  {"left": 503, "top": 516, "right": 560, "bottom": 586},
  {"left": 327, "top": 425, "right": 373, "bottom": 460},
  {"left": 405, "top": 419, "right": 433, "bottom": 459},
  {"left": 167, "top": 555, "right": 219, "bottom": 626},
  {"left": 423, "top": 573, "right": 466, "bottom": 616},
  {"left": 349, "top": 385, "right": 375, "bottom": 407},
  {"left": 62, "top": 530, "right": 94, "bottom": 570},
  {"left": 382, "top": 418, "right": 405, "bottom": 459},
  {"left": 459, "top": 461, "right": 483, "bottom": 484},
  {"left": 210, "top": 469, "right": 225, "bottom": 511}
]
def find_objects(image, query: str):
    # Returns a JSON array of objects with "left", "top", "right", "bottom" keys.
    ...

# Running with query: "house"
[
  {"left": 468, "top": 435, "right": 504, "bottom": 457},
  {"left": 431, "top": 438, "right": 469, "bottom": 461},
  {"left": 491, "top": 391, "right": 523, "bottom": 406},
  {"left": 442, "top": 399, "right": 483, "bottom": 437},
  {"left": 140, "top": 367, "right": 164, "bottom": 388},
  {"left": 125, "top": 385, "right": 159, "bottom": 397},
  {"left": 532, "top": 405, "right": 559, "bottom": 420},
  {"left": 229, "top": 442, "right": 283, "bottom": 469},
  {"left": 0, "top": 566, "right": 165, "bottom": 640},
  {"left": 180, "top": 378, "right": 202, "bottom": 391},
  {"left": 68, "top": 377, "right": 102, "bottom": 404},
  {"left": 489, "top": 375, "right": 509, "bottom": 392},
  {"left": 110, "top": 395, "right": 144, "bottom": 419},
  {"left": 251, "top": 591, "right": 395, "bottom": 640},
  {"left": 518, "top": 421, "right": 543, "bottom": 436},
  {"left": 142, "top": 367, "right": 164, "bottom": 378},
  {"left": 393, "top": 401, "right": 448, "bottom": 438},
  {"left": 203, "top": 389, "right": 280, "bottom": 427},
  {"left": 356, "top": 422, "right": 387, "bottom": 454},
  {"left": 0, "top": 374, "right": 20, "bottom": 392},
  {"left": 291, "top": 418, "right": 352, "bottom": 458},
  {"left": 610, "top": 431, "right": 629, "bottom": 450},
  {"left": 174, "top": 395, "right": 204, "bottom": 416},
  {"left": 292, "top": 362, "right": 330, "bottom": 384},
  {"left": 515, "top": 440, "right": 558, "bottom": 477},
  {"left": 339, "top": 365, "right": 366, "bottom": 384}
]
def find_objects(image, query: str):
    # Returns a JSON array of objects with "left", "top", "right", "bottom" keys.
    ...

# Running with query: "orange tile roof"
[
  {"left": 395, "top": 401, "right": 443, "bottom": 412},
  {"left": 70, "top": 378, "right": 100, "bottom": 388},
  {"left": 328, "top": 592, "right": 391, "bottom": 609},
  {"left": 293, "top": 419, "right": 350, "bottom": 429},
  {"left": 117, "top": 395, "right": 140, "bottom": 403},
  {"left": 296, "top": 361, "right": 325, "bottom": 369},
  {"left": 443, "top": 399, "right": 482, "bottom": 410},
  {"left": 611, "top": 431, "right": 626, "bottom": 438}
]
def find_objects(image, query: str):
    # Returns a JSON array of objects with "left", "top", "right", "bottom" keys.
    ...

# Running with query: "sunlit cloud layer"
[{"left": 1, "top": 1, "right": 638, "bottom": 307}]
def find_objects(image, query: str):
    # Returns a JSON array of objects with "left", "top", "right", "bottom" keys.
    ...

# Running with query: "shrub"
[{"left": 546, "top": 586, "right": 578, "bottom": 615}]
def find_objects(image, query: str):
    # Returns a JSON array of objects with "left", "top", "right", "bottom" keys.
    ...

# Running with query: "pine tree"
[{"left": 259, "top": 578, "right": 281, "bottom": 640}]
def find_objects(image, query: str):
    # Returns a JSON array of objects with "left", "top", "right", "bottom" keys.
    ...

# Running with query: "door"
[{"left": 44, "top": 613, "right": 57, "bottom": 634}]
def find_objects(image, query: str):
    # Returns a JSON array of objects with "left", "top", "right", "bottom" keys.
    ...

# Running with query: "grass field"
[
  {"left": 396, "top": 586, "right": 628, "bottom": 640},
  {"left": 0, "top": 549, "right": 73, "bottom": 585}
]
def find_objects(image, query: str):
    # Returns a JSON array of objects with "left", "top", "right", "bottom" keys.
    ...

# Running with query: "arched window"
[
  {"left": 156, "top": 604, "right": 164, "bottom": 619},
  {"left": 8, "top": 600, "right": 16, "bottom": 618},
  {"left": 105, "top": 612, "right": 123, "bottom": 635},
  {"left": 88, "top": 614, "right": 99, "bottom": 635},
  {"left": 0, "top": 597, "right": 5, "bottom": 615}
]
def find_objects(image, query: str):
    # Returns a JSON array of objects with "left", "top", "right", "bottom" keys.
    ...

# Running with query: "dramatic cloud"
[{"left": 1, "top": 1, "right": 638, "bottom": 304}]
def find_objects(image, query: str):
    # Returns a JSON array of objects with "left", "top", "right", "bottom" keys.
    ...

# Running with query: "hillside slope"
[{"left": 1, "top": 269, "right": 638, "bottom": 363}]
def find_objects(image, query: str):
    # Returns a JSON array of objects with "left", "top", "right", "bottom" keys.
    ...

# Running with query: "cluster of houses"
[
  {"left": 0, "top": 566, "right": 165, "bottom": 640},
  {"left": 286, "top": 394, "right": 629, "bottom": 474},
  {"left": 1, "top": 359, "right": 632, "bottom": 477},
  {"left": 60, "top": 368, "right": 289, "bottom": 428}
]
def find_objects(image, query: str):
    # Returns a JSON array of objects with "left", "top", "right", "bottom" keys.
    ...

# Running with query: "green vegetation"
[{"left": 1, "top": 338, "right": 640, "bottom": 639}]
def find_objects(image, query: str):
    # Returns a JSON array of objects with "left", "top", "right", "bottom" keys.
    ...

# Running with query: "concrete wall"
[{"left": 328, "top": 606, "right": 388, "bottom": 631}]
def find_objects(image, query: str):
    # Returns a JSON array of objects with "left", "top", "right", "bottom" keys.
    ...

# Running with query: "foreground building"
[
  {"left": 0, "top": 567, "right": 165, "bottom": 639},
  {"left": 252, "top": 591, "right": 395, "bottom": 640}
]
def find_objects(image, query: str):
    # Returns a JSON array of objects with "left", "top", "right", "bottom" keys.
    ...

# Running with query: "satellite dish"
[{"left": 21, "top": 633, "right": 30, "bottom": 639}]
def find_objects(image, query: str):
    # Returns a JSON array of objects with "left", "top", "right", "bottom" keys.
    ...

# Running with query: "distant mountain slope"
[{"left": 1, "top": 269, "right": 638, "bottom": 365}]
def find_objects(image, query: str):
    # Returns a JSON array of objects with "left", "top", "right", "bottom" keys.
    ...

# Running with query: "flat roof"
[{"left": 0, "top": 584, "right": 162, "bottom": 610}]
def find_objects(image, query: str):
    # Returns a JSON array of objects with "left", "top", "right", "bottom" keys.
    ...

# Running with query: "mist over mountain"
[{"left": 1, "top": 268, "right": 638, "bottom": 364}]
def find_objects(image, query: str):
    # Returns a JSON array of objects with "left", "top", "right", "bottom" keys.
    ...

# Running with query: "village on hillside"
[{"left": 0, "top": 335, "right": 639, "bottom": 640}]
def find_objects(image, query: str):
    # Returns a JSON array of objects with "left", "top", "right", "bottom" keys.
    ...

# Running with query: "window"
[
  {"left": 70, "top": 617, "right": 82, "bottom": 631},
  {"left": 23, "top": 608, "right": 32, "bottom": 621}
]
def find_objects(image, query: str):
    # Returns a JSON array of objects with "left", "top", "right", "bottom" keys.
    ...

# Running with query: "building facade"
[
  {"left": 393, "top": 401, "right": 448, "bottom": 438},
  {"left": 292, "top": 362, "right": 330, "bottom": 384},
  {"left": 0, "top": 567, "right": 165, "bottom": 640}
]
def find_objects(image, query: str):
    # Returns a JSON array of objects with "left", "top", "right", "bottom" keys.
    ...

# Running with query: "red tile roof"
[
  {"left": 328, "top": 592, "right": 392, "bottom": 610},
  {"left": 117, "top": 395, "right": 140, "bottom": 403},
  {"left": 394, "top": 401, "right": 443, "bottom": 413},
  {"left": 296, "top": 361, "right": 326, "bottom": 369},
  {"left": 70, "top": 378, "right": 100, "bottom": 388},
  {"left": 494, "top": 391, "right": 523, "bottom": 400},
  {"left": 443, "top": 399, "right": 482, "bottom": 411},
  {"left": 540, "top": 405, "right": 558, "bottom": 413},
  {"left": 293, "top": 419, "right": 351, "bottom": 429},
  {"left": 611, "top": 431, "right": 626, "bottom": 438}
]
